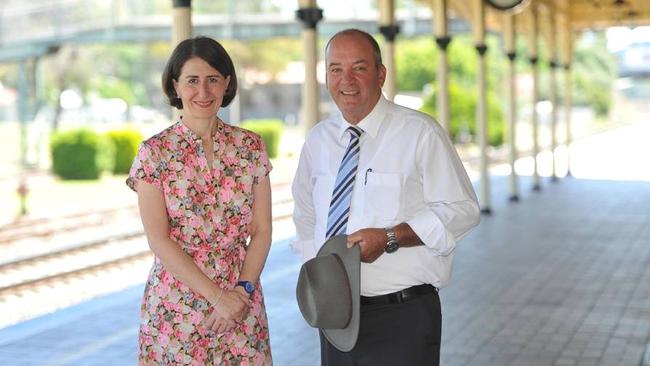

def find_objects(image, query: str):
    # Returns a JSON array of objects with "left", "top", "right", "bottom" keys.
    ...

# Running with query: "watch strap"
[
  {"left": 384, "top": 227, "right": 399, "bottom": 253},
  {"left": 236, "top": 280, "right": 255, "bottom": 295}
]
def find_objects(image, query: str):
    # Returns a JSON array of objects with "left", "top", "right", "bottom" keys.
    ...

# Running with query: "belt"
[{"left": 360, "top": 284, "right": 437, "bottom": 306}]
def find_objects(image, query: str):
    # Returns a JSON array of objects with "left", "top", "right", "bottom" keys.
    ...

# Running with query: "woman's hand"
[
  {"left": 217, "top": 289, "right": 250, "bottom": 321},
  {"left": 203, "top": 289, "right": 250, "bottom": 333}
]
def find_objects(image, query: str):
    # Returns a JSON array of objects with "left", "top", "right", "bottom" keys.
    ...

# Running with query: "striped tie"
[{"left": 326, "top": 126, "right": 364, "bottom": 239}]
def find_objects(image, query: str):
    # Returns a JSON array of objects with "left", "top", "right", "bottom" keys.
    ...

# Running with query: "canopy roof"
[{"left": 451, "top": 0, "right": 650, "bottom": 32}]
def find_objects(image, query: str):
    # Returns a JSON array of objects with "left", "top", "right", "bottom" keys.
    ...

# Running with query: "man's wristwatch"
[
  {"left": 236, "top": 280, "right": 255, "bottom": 296},
  {"left": 384, "top": 227, "right": 399, "bottom": 253}
]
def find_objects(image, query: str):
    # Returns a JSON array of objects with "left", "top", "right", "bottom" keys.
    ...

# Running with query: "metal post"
[
  {"left": 379, "top": 0, "right": 398, "bottom": 101},
  {"left": 549, "top": 59, "right": 558, "bottom": 182},
  {"left": 229, "top": 92, "right": 241, "bottom": 125},
  {"left": 504, "top": 14, "right": 519, "bottom": 201},
  {"left": 17, "top": 179, "right": 29, "bottom": 216},
  {"left": 433, "top": 0, "right": 450, "bottom": 134},
  {"left": 528, "top": 6, "right": 541, "bottom": 191},
  {"left": 561, "top": 24, "right": 574, "bottom": 177},
  {"left": 296, "top": 0, "right": 323, "bottom": 131},
  {"left": 18, "top": 61, "right": 29, "bottom": 168},
  {"left": 473, "top": 0, "right": 490, "bottom": 214},
  {"left": 549, "top": 12, "right": 559, "bottom": 182},
  {"left": 172, "top": 0, "right": 192, "bottom": 47},
  {"left": 17, "top": 61, "right": 30, "bottom": 216},
  {"left": 171, "top": 0, "right": 192, "bottom": 122},
  {"left": 564, "top": 63, "right": 572, "bottom": 177}
]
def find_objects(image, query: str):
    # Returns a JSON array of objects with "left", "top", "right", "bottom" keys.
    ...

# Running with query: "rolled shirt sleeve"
[{"left": 406, "top": 127, "right": 480, "bottom": 256}]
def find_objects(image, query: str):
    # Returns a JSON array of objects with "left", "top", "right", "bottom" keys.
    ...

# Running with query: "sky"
[{"left": 606, "top": 26, "right": 650, "bottom": 51}]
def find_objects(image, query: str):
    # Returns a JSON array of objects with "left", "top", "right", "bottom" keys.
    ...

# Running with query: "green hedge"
[
  {"left": 106, "top": 129, "right": 143, "bottom": 174},
  {"left": 50, "top": 129, "right": 114, "bottom": 180},
  {"left": 241, "top": 119, "right": 283, "bottom": 159}
]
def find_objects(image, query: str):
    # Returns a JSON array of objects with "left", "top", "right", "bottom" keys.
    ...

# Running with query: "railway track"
[
  {"left": 0, "top": 231, "right": 149, "bottom": 297},
  {"left": 0, "top": 205, "right": 139, "bottom": 245},
  {"left": 0, "top": 181, "right": 295, "bottom": 245},
  {"left": 0, "top": 195, "right": 295, "bottom": 301}
]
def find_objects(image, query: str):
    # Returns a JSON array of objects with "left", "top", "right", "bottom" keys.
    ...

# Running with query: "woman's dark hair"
[{"left": 162, "top": 36, "right": 238, "bottom": 109}]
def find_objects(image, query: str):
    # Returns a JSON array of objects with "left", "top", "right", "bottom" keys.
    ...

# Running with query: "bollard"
[{"left": 17, "top": 179, "right": 29, "bottom": 216}]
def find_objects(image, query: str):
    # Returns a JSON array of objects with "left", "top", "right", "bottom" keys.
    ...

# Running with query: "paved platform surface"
[{"left": 1, "top": 123, "right": 649, "bottom": 366}]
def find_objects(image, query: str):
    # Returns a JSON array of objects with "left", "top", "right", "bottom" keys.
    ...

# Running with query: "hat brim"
[{"left": 317, "top": 235, "right": 360, "bottom": 352}]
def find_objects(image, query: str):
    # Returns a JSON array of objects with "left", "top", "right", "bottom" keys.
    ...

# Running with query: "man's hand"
[{"left": 347, "top": 228, "right": 387, "bottom": 263}]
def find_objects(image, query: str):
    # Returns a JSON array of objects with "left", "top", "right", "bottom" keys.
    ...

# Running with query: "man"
[{"left": 291, "top": 29, "right": 480, "bottom": 365}]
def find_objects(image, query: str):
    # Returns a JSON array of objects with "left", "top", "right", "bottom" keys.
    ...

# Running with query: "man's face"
[{"left": 326, "top": 34, "right": 386, "bottom": 124}]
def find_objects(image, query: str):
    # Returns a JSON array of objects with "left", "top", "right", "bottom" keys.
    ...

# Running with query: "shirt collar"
[
  {"left": 335, "top": 94, "right": 388, "bottom": 141},
  {"left": 173, "top": 120, "right": 199, "bottom": 146},
  {"left": 174, "top": 118, "right": 221, "bottom": 146}
]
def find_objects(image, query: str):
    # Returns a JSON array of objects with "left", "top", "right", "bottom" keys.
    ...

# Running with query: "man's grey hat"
[{"left": 296, "top": 235, "right": 360, "bottom": 352}]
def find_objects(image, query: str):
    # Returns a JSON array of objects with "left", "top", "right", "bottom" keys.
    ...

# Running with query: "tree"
[
  {"left": 397, "top": 35, "right": 506, "bottom": 146},
  {"left": 395, "top": 38, "right": 437, "bottom": 91},
  {"left": 41, "top": 46, "right": 94, "bottom": 131},
  {"left": 571, "top": 31, "right": 616, "bottom": 116}
]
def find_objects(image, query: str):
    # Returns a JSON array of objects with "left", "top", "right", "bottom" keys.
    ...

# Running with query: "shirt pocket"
[{"left": 363, "top": 171, "right": 403, "bottom": 222}]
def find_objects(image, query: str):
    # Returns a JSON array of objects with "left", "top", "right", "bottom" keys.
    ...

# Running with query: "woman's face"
[{"left": 173, "top": 57, "right": 230, "bottom": 122}]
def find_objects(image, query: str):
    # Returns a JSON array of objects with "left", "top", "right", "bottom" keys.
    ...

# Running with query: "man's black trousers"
[{"left": 320, "top": 290, "right": 441, "bottom": 366}]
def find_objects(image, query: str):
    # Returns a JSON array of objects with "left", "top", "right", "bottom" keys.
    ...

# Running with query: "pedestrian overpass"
[{"left": 0, "top": 2, "right": 468, "bottom": 63}]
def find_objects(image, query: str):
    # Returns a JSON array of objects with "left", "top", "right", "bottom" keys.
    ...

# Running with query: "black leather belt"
[{"left": 360, "top": 284, "right": 437, "bottom": 306}]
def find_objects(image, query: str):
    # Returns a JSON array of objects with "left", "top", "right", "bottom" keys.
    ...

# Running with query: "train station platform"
[{"left": 0, "top": 122, "right": 649, "bottom": 366}]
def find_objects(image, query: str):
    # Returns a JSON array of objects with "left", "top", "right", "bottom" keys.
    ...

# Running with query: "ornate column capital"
[
  {"left": 379, "top": 25, "right": 400, "bottom": 42},
  {"left": 475, "top": 44, "right": 488, "bottom": 56},
  {"left": 435, "top": 36, "right": 452, "bottom": 51},
  {"left": 172, "top": 0, "right": 191, "bottom": 7},
  {"left": 296, "top": 7, "right": 323, "bottom": 29}
]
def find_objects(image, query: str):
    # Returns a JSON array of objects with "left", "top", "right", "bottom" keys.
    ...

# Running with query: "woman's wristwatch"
[{"left": 236, "top": 280, "right": 255, "bottom": 296}]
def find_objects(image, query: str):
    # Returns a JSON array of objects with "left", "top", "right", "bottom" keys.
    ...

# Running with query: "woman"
[{"left": 127, "top": 36, "right": 273, "bottom": 365}]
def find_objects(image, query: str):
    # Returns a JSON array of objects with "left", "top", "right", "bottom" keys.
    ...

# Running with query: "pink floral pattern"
[{"left": 127, "top": 120, "right": 273, "bottom": 365}]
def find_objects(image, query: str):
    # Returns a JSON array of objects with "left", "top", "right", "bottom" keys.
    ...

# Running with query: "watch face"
[
  {"left": 244, "top": 282, "right": 254, "bottom": 293},
  {"left": 238, "top": 281, "right": 255, "bottom": 294}
]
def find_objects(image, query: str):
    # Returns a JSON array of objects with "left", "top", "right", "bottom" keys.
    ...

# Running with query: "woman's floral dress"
[{"left": 126, "top": 120, "right": 273, "bottom": 365}]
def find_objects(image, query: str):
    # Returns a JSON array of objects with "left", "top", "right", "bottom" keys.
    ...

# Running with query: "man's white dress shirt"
[{"left": 292, "top": 96, "right": 480, "bottom": 296}]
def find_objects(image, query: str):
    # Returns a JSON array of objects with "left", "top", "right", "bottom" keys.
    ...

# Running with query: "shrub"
[
  {"left": 240, "top": 119, "right": 283, "bottom": 159},
  {"left": 421, "top": 83, "right": 505, "bottom": 147},
  {"left": 106, "top": 129, "right": 143, "bottom": 174},
  {"left": 50, "top": 129, "right": 114, "bottom": 180}
]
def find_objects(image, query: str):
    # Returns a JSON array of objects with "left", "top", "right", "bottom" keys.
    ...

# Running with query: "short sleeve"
[
  {"left": 250, "top": 133, "right": 273, "bottom": 185},
  {"left": 126, "top": 141, "right": 163, "bottom": 192}
]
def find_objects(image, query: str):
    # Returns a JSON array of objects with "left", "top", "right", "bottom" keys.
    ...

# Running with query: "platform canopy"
[{"left": 450, "top": 0, "right": 650, "bottom": 32}]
